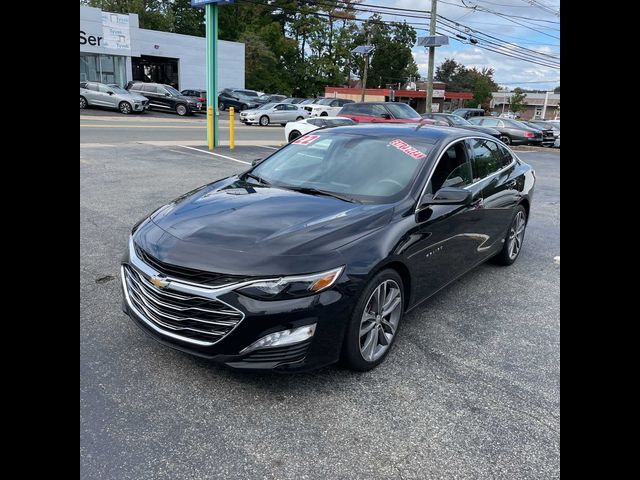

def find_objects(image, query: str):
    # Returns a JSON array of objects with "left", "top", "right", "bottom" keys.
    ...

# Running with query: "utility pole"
[
  {"left": 361, "top": 30, "right": 370, "bottom": 102},
  {"left": 425, "top": 0, "right": 438, "bottom": 113},
  {"left": 541, "top": 90, "right": 550, "bottom": 119}
]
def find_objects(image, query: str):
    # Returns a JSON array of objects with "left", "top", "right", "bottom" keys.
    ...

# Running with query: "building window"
[
  {"left": 80, "top": 53, "right": 126, "bottom": 86},
  {"left": 534, "top": 106, "right": 543, "bottom": 118}
]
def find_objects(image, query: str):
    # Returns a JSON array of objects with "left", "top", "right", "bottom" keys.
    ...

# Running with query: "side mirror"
[
  {"left": 420, "top": 187, "right": 472, "bottom": 207},
  {"left": 107, "top": 91, "right": 114, "bottom": 95},
  {"left": 251, "top": 158, "right": 263, "bottom": 166},
  {"left": 165, "top": 92, "right": 171, "bottom": 97}
]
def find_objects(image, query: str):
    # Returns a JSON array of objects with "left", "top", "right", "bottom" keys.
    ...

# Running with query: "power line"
[{"left": 458, "top": 0, "right": 560, "bottom": 24}]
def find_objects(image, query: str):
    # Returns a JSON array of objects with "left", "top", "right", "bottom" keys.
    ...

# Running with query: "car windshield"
[
  {"left": 446, "top": 114, "right": 470, "bottom": 126},
  {"left": 109, "top": 86, "right": 129, "bottom": 94},
  {"left": 164, "top": 85, "right": 182, "bottom": 96},
  {"left": 317, "top": 98, "right": 335, "bottom": 105},
  {"left": 251, "top": 132, "right": 432, "bottom": 203},
  {"left": 385, "top": 103, "right": 421, "bottom": 120},
  {"left": 257, "top": 103, "right": 276, "bottom": 110}
]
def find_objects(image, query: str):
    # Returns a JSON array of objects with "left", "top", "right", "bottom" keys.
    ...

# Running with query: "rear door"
[
  {"left": 98, "top": 83, "right": 118, "bottom": 108},
  {"left": 465, "top": 137, "right": 518, "bottom": 253},
  {"left": 83, "top": 82, "right": 103, "bottom": 106},
  {"left": 285, "top": 104, "right": 301, "bottom": 121},
  {"left": 271, "top": 104, "right": 288, "bottom": 122}
]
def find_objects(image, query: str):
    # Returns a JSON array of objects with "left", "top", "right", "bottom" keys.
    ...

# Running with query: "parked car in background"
[
  {"left": 81, "top": 81, "right": 149, "bottom": 114},
  {"left": 422, "top": 113, "right": 501, "bottom": 138},
  {"left": 529, "top": 120, "right": 560, "bottom": 136},
  {"left": 240, "top": 102, "right": 309, "bottom": 126},
  {"left": 498, "top": 112, "right": 518, "bottom": 119},
  {"left": 126, "top": 82, "right": 202, "bottom": 115},
  {"left": 468, "top": 117, "right": 543, "bottom": 146},
  {"left": 181, "top": 89, "right": 206, "bottom": 103},
  {"left": 284, "top": 116, "right": 356, "bottom": 142},
  {"left": 520, "top": 121, "right": 555, "bottom": 147},
  {"left": 299, "top": 98, "right": 323, "bottom": 105},
  {"left": 218, "top": 89, "right": 261, "bottom": 111},
  {"left": 451, "top": 108, "right": 485, "bottom": 120},
  {"left": 281, "top": 98, "right": 306, "bottom": 104},
  {"left": 228, "top": 88, "right": 260, "bottom": 98},
  {"left": 303, "top": 98, "right": 354, "bottom": 117},
  {"left": 339, "top": 102, "right": 429, "bottom": 124},
  {"left": 256, "top": 94, "right": 287, "bottom": 105},
  {"left": 121, "top": 124, "right": 535, "bottom": 371}
]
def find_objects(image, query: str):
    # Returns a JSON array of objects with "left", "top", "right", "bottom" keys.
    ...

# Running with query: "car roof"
[{"left": 308, "top": 123, "right": 493, "bottom": 143}]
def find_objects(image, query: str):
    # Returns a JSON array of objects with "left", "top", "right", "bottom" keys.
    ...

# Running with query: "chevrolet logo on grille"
[{"left": 150, "top": 276, "right": 170, "bottom": 289}]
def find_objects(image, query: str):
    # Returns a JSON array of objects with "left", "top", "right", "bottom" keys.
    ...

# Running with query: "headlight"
[{"left": 237, "top": 266, "right": 344, "bottom": 300}]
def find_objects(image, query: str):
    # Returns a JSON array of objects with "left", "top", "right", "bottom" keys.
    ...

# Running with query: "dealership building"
[{"left": 80, "top": 6, "right": 245, "bottom": 91}]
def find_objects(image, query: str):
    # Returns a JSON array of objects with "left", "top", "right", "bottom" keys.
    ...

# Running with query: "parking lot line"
[{"left": 177, "top": 145, "right": 251, "bottom": 165}]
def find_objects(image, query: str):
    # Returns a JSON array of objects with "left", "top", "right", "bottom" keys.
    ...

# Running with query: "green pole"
[{"left": 205, "top": 3, "right": 219, "bottom": 148}]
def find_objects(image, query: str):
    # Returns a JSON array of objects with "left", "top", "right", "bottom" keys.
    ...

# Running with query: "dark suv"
[
  {"left": 218, "top": 89, "right": 261, "bottom": 111},
  {"left": 451, "top": 108, "right": 485, "bottom": 120},
  {"left": 126, "top": 82, "right": 202, "bottom": 116},
  {"left": 338, "top": 102, "right": 427, "bottom": 123}
]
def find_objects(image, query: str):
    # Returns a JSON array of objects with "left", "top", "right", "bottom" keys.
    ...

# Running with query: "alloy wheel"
[
  {"left": 80, "top": 97, "right": 87, "bottom": 109},
  {"left": 260, "top": 116, "right": 269, "bottom": 126},
  {"left": 508, "top": 211, "right": 526, "bottom": 260},
  {"left": 500, "top": 135, "right": 511, "bottom": 145},
  {"left": 120, "top": 102, "right": 131, "bottom": 114},
  {"left": 359, "top": 280, "right": 402, "bottom": 362},
  {"left": 176, "top": 104, "right": 187, "bottom": 116}
]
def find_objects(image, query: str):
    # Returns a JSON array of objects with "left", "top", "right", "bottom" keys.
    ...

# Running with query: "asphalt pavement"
[{"left": 80, "top": 138, "right": 560, "bottom": 479}]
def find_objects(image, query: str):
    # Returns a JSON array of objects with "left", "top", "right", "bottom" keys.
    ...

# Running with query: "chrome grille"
[{"left": 123, "top": 264, "right": 244, "bottom": 344}]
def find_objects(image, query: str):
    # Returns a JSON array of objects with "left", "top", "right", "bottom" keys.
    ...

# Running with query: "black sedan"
[
  {"left": 422, "top": 113, "right": 501, "bottom": 138},
  {"left": 520, "top": 121, "right": 556, "bottom": 147},
  {"left": 468, "top": 117, "right": 544, "bottom": 146},
  {"left": 121, "top": 125, "right": 535, "bottom": 372},
  {"left": 218, "top": 90, "right": 260, "bottom": 111}
]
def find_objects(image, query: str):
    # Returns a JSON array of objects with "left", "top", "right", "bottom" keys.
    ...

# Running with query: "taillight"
[
  {"left": 198, "top": 97, "right": 205, "bottom": 102},
  {"left": 524, "top": 132, "right": 535, "bottom": 138}
]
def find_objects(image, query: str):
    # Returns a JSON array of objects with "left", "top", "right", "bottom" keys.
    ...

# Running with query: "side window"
[
  {"left": 275, "top": 104, "right": 286, "bottom": 111},
  {"left": 467, "top": 139, "right": 504, "bottom": 181},
  {"left": 87, "top": 83, "right": 99, "bottom": 91},
  {"left": 482, "top": 118, "right": 499, "bottom": 127},
  {"left": 98, "top": 84, "right": 111, "bottom": 93},
  {"left": 307, "top": 118, "right": 322, "bottom": 127},
  {"left": 427, "top": 141, "right": 473, "bottom": 194},
  {"left": 330, "top": 100, "right": 340, "bottom": 107},
  {"left": 142, "top": 84, "right": 157, "bottom": 93},
  {"left": 496, "top": 144, "right": 514, "bottom": 168},
  {"left": 371, "top": 105, "right": 388, "bottom": 117},
  {"left": 132, "top": 83, "right": 144, "bottom": 91},
  {"left": 287, "top": 104, "right": 298, "bottom": 111}
]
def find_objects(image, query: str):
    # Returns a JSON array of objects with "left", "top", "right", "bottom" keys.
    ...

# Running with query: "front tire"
[
  {"left": 176, "top": 104, "right": 188, "bottom": 116},
  {"left": 219, "top": 102, "right": 226, "bottom": 111},
  {"left": 259, "top": 115, "right": 269, "bottom": 126},
  {"left": 492, "top": 205, "right": 527, "bottom": 266},
  {"left": 80, "top": 96, "right": 87, "bottom": 109},
  {"left": 288, "top": 130, "right": 301, "bottom": 142},
  {"left": 342, "top": 269, "right": 404, "bottom": 371},
  {"left": 320, "top": 111, "right": 328, "bottom": 117},
  {"left": 119, "top": 101, "right": 132, "bottom": 114}
]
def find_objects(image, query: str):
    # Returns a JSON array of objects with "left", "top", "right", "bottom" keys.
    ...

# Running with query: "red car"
[{"left": 338, "top": 102, "right": 436, "bottom": 124}]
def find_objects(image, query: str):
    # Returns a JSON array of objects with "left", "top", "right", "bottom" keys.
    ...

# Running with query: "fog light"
[{"left": 240, "top": 324, "right": 316, "bottom": 355}]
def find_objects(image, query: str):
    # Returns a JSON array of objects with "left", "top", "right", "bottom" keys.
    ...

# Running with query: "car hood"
[
  {"left": 241, "top": 108, "right": 266, "bottom": 115},
  {"left": 125, "top": 93, "right": 148, "bottom": 102},
  {"left": 133, "top": 176, "right": 394, "bottom": 275}
]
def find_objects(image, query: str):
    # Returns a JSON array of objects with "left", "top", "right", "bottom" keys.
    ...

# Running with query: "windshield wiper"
[
  {"left": 283, "top": 186, "right": 361, "bottom": 203},
  {"left": 242, "top": 172, "right": 271, "bottom": 186}
]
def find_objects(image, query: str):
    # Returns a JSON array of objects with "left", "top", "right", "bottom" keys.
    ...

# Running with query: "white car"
[
  {"left": 284, "top": 116, "right": 356, "bottom": 142},
  {"left": 240, "top": 102, "right": 309, "bottom": 126},
  {"left": 302, "top": 98, "right": 354, "bottom": 117}
]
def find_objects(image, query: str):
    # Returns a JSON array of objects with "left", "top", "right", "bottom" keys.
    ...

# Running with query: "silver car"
[
  {"left": 80, "top": 81, "right": 149, "bottom": 114},
  {"left": 239, "top": 102, "right": 309, "bottom": 126}
]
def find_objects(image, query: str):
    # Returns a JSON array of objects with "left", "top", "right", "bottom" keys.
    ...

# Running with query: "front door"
[{"left": 407, "top": 139, "right": 488, "bottom": 303}]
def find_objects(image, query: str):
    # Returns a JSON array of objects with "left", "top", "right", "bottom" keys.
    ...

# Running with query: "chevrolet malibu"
[{"left": 121, "top": 125, "right": 535, "bottom": 372}]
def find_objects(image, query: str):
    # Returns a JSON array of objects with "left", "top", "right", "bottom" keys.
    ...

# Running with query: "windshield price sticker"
[
  {"left": 389, "top": 139, "right": 427, "bottom": 160},
  {"left": 293, "top": 134, "right": 320, "bottom": 145}
]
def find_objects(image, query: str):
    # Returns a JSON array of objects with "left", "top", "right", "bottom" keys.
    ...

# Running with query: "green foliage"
[
  {"left": 83, "top": 0, "right": 421, "bottom": 96},
  {"left": 510, "top": 87, "right": 528, "bottom": 113},
  {"left": 553, "top": 85, "right": 560, "bottom": 94},
  {"left": 435, "top": 58, "right": 498, "bottom": 108}
]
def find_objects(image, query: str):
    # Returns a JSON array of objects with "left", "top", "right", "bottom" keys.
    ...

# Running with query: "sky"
[{"left": 355, "top": 0, "right": 560, "bottom": 91}]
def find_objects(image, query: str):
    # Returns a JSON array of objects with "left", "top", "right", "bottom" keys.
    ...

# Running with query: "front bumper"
[{"left": 120, "top": 245, "right": 355, "bottom": 372}]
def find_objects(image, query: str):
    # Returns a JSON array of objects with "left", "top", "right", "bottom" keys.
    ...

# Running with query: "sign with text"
[
  {"left": 191, "top": 0, "right": 235, "bottom": 6},
  {"left": 101, "top": 12, "right": 130, "bottom": 51},
  {"left": 432, "top": 89, "right": 445, "bottom": 98}
]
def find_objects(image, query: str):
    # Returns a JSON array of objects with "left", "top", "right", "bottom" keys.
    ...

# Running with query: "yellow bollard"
[
  {"left": 207, "top": 105, "right": 214, "bottom": 150},
  {"left": 229, "top": 107, "right": 235, "bottom": 150}
]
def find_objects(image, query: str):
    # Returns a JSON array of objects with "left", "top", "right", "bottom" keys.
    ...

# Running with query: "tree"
[
  {"left": 83, "top": 0, "right": 175, "bottom": 31},
  {"left": 171, "top": 0, "right": 204, "bottom": 37},
  {"left": 434, "top": 60, "right": 498, "bottom": 108},
  {"left": 509, "top": 88, "right": 528, "bottom": 114},
  {"left": 553, "top": 85, "right": 560, "bottom": 94}
]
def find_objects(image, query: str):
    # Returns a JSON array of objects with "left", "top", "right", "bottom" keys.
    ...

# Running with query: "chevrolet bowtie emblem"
[{"left": 150, "top": 276, "right": 170, "bottom": 289}]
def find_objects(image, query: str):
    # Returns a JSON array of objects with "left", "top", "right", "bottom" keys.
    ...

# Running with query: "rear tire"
[
  {"left": 491, "top": 205, "right": 527, "bottom": 266},
  {"left": 499, "top": 135, "right": 511, "bottom": 145},
  {"left": 80, "top": 96, "right": 87, "bottom": 109},
  {"left": 219, "top": 102, "right": 225, "bottom": 111},
  {"left": 288, "top": 130, "right": 301, "bottom": 142},
  {"left": 259, "top": 115, "right": 269, "bottom": 126},
  {"left": 341, "top": 269, "right": 405, "bottom": 371},
  {"left": 320, "top": 111, "right": 328, "bottom": 117}
]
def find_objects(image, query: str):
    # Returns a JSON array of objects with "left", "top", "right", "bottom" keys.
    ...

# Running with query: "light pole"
[
  {"left": 351, "top": 43, "right": 374, "bottom": 102},
  {"left": 426, "top": 0, "right": 438, "bottom": 113}
]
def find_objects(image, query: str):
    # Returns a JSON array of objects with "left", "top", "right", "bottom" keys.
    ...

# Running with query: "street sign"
[
  {"left": 417, "top": 35, "right": 449, "bottom": 47},
  {"left": 191, "top": 0, "right": 234, "bottom": 6}
]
